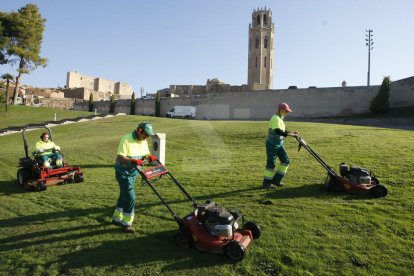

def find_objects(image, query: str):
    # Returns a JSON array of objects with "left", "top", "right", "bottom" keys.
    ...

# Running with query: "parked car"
[
  {"left": 288, "top": 86, "right": 298, "bottom": 89},
  {"left": 166, "top": 106, "right": 196, "bottom": 119}
]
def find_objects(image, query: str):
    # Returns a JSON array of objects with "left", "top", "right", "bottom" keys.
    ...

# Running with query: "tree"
[
  {"left": 1, "top": 4, "right": 47, "bottom": 105},
  {"left": 370, "top": 76, "right": 391, "bottom": 114},
  {"left": 1, "top": 73, "right": 14, "bottom": 115},
  {"left": 130, "top": 92, "right": 136, "bottom": 115},
  {"left": 109, "top": 94, "right": 116, "bottom": 114},
  {"left": 88, "top": 93, "right": 94, "bottom": 112},
  {"left": 0, "top": 12, "right": 10, "bottom": 65},
  {"left": 155, "top": 91, "right": 161, "bottom": 117}
]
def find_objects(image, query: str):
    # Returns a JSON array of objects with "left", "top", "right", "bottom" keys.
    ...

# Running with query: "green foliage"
[
  {"left": 0, "top": 91, "right": 5, "bottom": 103},
  {"left": 109, "top": 94, "right": 116, "bottom": 114},
  {"left": 0, "top": 116, "right": 413, "bottom": 275},
  {"left": 130, "top": 92, "right": 136, "bottom": 115},
  {"left": 370, "top": 76, "right": 391, "bottom": 114},
  {"left": 155, "top": 91, "right": 161, "bottom": 117},
  {"left": 1, "top": 3, "right": 47, "bottom": 105},
  {"left": 88, "top": 93, "right": 94, "bottom": 112},
  {"left": 2, "top": 4, "right": 47, "bottom": 69},
  {"left": 0, "top": 12, "right": 10, "bottom": 65}
]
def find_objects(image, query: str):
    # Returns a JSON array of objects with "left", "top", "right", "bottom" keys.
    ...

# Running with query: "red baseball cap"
[{"left": 278, "top": 102, "right": 292, "bottom": 113}]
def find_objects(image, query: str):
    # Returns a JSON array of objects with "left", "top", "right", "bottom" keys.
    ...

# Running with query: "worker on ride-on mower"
[
  {"left": 263, "top": 103, "right": 299, "bottom": 189},
  {"left": 112, "top": 122, "right": 158, "bottom": 233},
  {"left": 33, "top": 132, "right": 63, "bottom": 168}
]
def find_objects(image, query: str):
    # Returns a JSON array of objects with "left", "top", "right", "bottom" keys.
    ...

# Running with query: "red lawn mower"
[
  {"left": 17, "top": 126, "right": 84, "bottom": 191},
  {"left": 295, "top": 136, "right": 387, "bottom": 197},
  {"left": 138, "top": 160, "right": 261, "bottom": 261}
]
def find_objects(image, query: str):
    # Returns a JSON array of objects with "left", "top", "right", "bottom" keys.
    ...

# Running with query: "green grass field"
[
  {"left": 0, "top": 105, "right": 93, "bottom": 129},
  {"left": 0, "top": 111, "right": 413, "bottom": 275}
]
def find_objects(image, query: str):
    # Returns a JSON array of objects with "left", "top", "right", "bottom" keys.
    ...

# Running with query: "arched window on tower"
[
  {"left": 256, "top": 15, "right": 261, "bottom": 26},
  {"left": 264, "top": 14, "right": 267, "bottom": 25},
  {"left": 264, "top": 36, "right": 268, "bottom": 49},
  {"left": 264, "top": 56, "right": 267, "bottom": 68},
  {"left": 255, "top": 56, "right": 257, "bottom": 68},
  {"left": 255, "top": 37, "right": 259, "bottom": 49},
  {"left": 249, "top": 39, "right": 251, "bottom": 51}
]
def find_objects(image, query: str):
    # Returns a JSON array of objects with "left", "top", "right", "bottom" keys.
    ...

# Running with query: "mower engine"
[
  {"left": 339, "top": 162, "right": 377, "bottom": 185},
  {"left": 198, "top": 201, "right": 239, "bottom": 238}
]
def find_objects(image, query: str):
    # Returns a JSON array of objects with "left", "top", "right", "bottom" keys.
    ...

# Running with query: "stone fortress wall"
[{"left": 73, "top": 76, "right": 414, "bottom": 120}]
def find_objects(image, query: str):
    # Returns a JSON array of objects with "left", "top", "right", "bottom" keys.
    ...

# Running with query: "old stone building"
[{"left": 64, "top": 71, "right": 134, "bottom": 100}]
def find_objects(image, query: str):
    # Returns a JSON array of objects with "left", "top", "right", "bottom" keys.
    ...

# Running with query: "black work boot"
[
  {"left": 273, "top": 182, "right": 285, "bottom": 186},
  {"left": 112, "top": 219, "right": 122, "bottom": 226},
  {"left": 121, "top": 225, "right": 135, "bottom": 234}
]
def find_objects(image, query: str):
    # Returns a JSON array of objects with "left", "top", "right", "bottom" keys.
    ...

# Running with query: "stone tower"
[{"left": 248, "top": 7, "right": 274, "bottom": 90}]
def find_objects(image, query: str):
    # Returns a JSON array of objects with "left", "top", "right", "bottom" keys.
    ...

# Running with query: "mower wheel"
[
  {"left": 74, "top": 173, "right": 84, "bottom": 183},
  {"left": 370, "top": 185, "right": 388, "bottom": 198},
  {"left": 17, "top": 168, "right": 31, "bottom": 187},
  {"left": 37, "top": 181, "right": 47, "bottom": 191},
  {"left": 325, "top": 176, "right": 342, "bottom": 192},
  {"left": 371, "top": 176, "right": 380, "bottom": 185},
  {"left": 225, "top": 240, "right": 245, "bottom": 261},
  {"left": 244, "top": 221, "right": 261, "bottom": 240},
  {"left": 174, "top": 230, "right": 193, "bottom": 249}
]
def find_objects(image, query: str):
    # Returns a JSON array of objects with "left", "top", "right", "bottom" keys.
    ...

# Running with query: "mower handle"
[{"left": 295, "top": 136, "right": 307, "bottom": 152}]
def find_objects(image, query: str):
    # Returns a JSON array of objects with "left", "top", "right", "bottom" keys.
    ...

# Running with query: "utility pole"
[
  {"left": 140, "top": 87, "right": 144, "bottom": 114},
  {"left": 365, "top": 29, "right": 374, "bottom": 86}
]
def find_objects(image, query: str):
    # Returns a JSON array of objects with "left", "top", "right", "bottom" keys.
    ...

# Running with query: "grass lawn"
[
  {"left": 0, "top": 105, "right": 93, "bottom": 129},
  {"left": 0, "top": 114, "right": 413, "bottom": 275}
]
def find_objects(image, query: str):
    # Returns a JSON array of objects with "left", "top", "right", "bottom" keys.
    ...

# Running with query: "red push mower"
[
  {"left": 138, "top": 160, "right": 261, "bottom": 261},
  {"left": 17, "top": 126, "right": 84, "bottom": 191},
  {"left": 295, "top": 136, "right": 388, "bottom": 198}
]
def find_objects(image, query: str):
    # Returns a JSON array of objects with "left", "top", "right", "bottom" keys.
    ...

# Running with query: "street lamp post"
[{"left": 365, "top": 29, "right": 374, "bottom": 86}]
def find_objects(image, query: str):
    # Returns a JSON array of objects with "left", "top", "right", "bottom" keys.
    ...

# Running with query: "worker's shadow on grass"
[
  {"left": 0, "top": 180, "right": 27, "bottom": 195},
  {"left": 57, "top": 230, "right": 230, "bottom": 273},
  {"left": 0, "top": 224, "right": 114, "bottom": 252},
  {"left": 0, "top": 206, "right": 113, "bottom": 230},
  {"left": 137, "top": 186, "right": 263, "bottom": 213},
  {"left": 264, "top": 183, "right": 329, "bottom": 200},
  {"left": 264, "top": 183, "right": 376, "bottom": 200}
]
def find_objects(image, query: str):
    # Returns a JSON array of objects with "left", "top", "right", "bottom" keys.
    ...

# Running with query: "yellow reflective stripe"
[
  {"left": 276, "top": 163, "right": 289, "bottom": 175},
  {"left": 121, "top": 212, "right": 134, "bottom": 226},
  {"left": 264, "top": 168, "right": 274, "bottom": 179},
  {"left": 112, "top": 208, "right": 123, "bottom": 222}
]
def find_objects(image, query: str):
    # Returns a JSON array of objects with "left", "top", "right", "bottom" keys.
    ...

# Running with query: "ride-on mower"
[
  {"left": 295, "top": 136, "right": 388, "bottom": 198},
  {"left": 138, "top": 159, "right": 261, "bottom": 261},
  {"left": 17, "top": 126, "right": 84, "bottom": 191}
]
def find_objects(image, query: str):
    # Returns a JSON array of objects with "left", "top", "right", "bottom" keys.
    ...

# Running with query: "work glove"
[
  {"left": 130, "top": 159, "right": 144, "bottom": 166},
  {"left": 147, "top": 155, "right": 157, "bottom": 162},
  {"left": 54, "top": 146, "right": 61, "bottom": 151},
  {"left": 38, "top": 148, "right": 45, "bottom": 153}
]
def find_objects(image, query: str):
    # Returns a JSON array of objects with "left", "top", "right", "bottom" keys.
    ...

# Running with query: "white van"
[{"left": 166, "top": 106, "right": 196, "bottom": 119}]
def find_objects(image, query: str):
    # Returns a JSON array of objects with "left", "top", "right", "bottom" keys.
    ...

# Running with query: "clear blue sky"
[{"left": 1, "top": 0, "right": 413, "bottom": 95}]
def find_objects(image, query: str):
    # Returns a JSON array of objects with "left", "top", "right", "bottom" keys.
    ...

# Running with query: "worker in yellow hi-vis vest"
[
  {"left": 263, "top": 103, "right": 299, "bottom": 189},
  {"left": 112, "top": 122, "right": 157, "bottom": 233}
]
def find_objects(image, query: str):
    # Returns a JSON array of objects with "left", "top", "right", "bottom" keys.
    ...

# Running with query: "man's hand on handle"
[
  {"left": 130, "top": 159, "right": 144, "bottom": 166},
  {"left": 147, "top": 155, "right": 157, "bottom": 162}
]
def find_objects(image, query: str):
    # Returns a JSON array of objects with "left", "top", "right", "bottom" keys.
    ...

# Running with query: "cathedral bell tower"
[{"left": 248, "top": 7, "right": 274, "bottom": 90}]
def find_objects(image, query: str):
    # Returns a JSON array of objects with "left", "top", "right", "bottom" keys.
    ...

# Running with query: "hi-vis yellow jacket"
[{"left": 33, "top": 140, "right": 59, "bottom": 156}]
